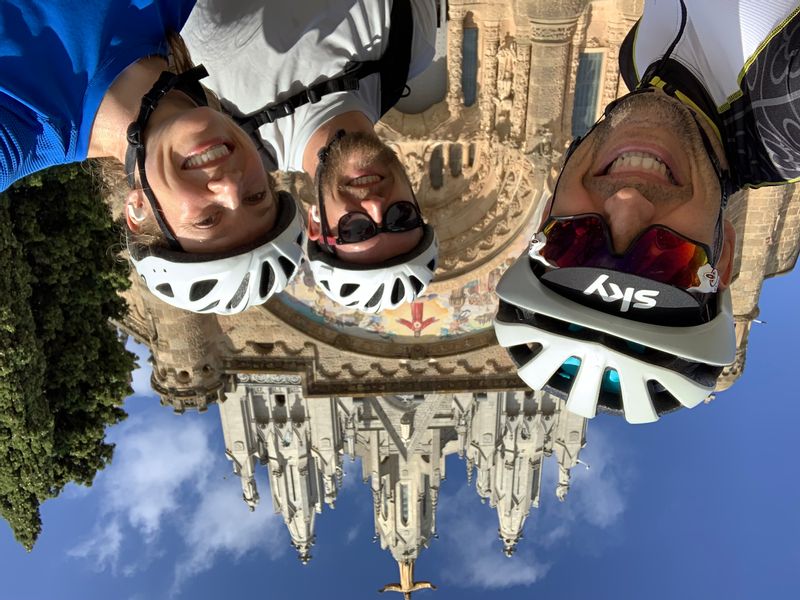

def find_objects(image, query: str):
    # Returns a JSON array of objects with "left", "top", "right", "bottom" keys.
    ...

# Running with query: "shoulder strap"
[{"left": 236, "top": 0, "right": 413, "bottom": 134}]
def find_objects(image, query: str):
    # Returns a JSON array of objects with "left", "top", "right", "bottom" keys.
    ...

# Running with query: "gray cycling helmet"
[{"left": 494, "top": 250, "right": 735, "bottom": 424}]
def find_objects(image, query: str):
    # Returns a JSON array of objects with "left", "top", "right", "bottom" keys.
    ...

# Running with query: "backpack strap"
[{"left": 236, "top": 0, "right": 413, "bottom": 134}]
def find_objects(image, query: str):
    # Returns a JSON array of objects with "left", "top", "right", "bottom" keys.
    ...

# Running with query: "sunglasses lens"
[
  {"left": 623, "top": 228, "right": 710, "bottom": 288},
  {"left": 339, "top": 213, "right": 377, "bottom": 243},
  {"left": 385, "top": 201, "right": 421, "bottom": 231},
  {"left": 540, "top": 215, "right": 711, "bottom": 289},
  {"left": 541, "top": 215, "right": 607, "bottom": 266}
]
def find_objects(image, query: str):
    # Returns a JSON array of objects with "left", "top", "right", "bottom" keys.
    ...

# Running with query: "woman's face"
[{"left": 139, "top": 106, "right": 277, "bottom": 254}]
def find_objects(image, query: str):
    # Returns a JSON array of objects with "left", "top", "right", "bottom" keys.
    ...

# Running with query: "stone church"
[{"left": 114, "top": 0, "right": 800, "bottom": 596}]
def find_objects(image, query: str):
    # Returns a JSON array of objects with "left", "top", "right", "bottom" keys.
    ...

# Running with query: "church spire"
[{"left": 379, "top": 561, "right": 436, "bottom": 600}]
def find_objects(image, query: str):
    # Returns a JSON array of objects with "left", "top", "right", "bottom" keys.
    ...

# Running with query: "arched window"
[
  {"left": 462, "top": 13, "right": 479, "bottom": 107},
  {"left": 400, "top": 483, "right": 410, "bottom": 526},
  {"left": 429, "top": 145, "right": 444, "bottom": 189},
  {"left": 449, "top": 144, "right": 463, "bottom": 177},
  {"left": 571, "top": 51, "right": 604, "bottom": 138}
]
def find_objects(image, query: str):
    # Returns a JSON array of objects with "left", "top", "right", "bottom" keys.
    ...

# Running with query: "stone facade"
[
  {"left": 219, "top": 377, "right": 587, "bottom": 589},
  {"left": 115, "top": 0, "right": 799, "bottom": 414},
  {"left": 109, "top": 0, "right": 800, "bottom": 597}
]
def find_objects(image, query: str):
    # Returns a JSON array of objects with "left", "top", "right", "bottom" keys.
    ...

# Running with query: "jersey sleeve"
[
  {"left": 408, "top": 0, "right": 437, "bottom": 80},
  {"left": 0, "top": 99, "right": 75, "bottom": 193}
]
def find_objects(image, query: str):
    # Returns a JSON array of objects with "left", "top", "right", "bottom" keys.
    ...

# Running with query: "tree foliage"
[{"left": 0, "top": 164, "right": 134, "bottom": 549}]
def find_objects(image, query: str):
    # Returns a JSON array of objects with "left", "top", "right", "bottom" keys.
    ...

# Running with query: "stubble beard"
[
  {"left": 576, "top": 91, "right": 722, "bottom": 206},
  {"left": 317, "top": 131, "right": 404, "bottom": 197}
]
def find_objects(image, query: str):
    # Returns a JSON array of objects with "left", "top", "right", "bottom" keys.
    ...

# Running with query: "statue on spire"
[{"left": 379, "top": 561, "right": 436, "bottom": 600}]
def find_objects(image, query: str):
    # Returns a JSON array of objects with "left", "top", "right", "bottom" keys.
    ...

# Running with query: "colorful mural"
[{"left": 279, "top": 225, "right": 534, "bottom": 340}]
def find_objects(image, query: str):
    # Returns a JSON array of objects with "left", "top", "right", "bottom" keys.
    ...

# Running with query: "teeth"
[
  {"left": 184, "top": 144, "right": 230, "bottom": 168},
  {"left": 349, "top": 175, "right": 382, "bottom": 186},
  {"left": 608, "top": 151, "right": 673, "bottom": 182}
]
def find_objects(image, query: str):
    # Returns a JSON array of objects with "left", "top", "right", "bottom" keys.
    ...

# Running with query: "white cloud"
[
  {"left": 125, "top": 338, "right": 153, "bottom": 397},
  {"left": 438, "top": 486, "right": 551, "bottom": 589},
  {"left": 104, "top": 417, "right": 214, "bottom": 540},
  {"left": 438, "top": 424, "right": 632, "bottom": 590},
  {"left": 345, "top": 525, "right": 360, "bottom": 544},
  {"left": 69, "top": 410, "right": 287, "bottom": 593},
  {"left": 540, "top": 426, "right": 631, "bottom": 531},
  {"left": 68, "top": 519, "right": 124, "bottom": 572},
  {"left": 68, "top": 415, "right": 215, "bottom": 572},
  {"left": 170, "top": 478, "right": 285, "bottom": 597}
]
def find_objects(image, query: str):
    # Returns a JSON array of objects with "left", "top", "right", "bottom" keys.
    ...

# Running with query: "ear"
[
  {"left": 717, "top": 218, "right": 737, "bottom": 290},
  {"left": 125, "top": 189, "right": 147, "bottom": 232},
  {"left": 307, "top": 204, "right": 321, "bottom": 241}
]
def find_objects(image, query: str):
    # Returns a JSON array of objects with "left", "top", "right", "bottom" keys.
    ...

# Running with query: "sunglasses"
[
  {"left": 321, "top": 200, "right": 424, "bottom": 246},
  {"left": 531, "top": 214, "right": 719, "bottom": 293}
]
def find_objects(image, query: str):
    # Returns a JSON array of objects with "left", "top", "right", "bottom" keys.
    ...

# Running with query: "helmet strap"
[
  {"left": 125, "top": 65, "right": 210, "bottom": 251},
  {"left": 314, "top": 129, "right": 348, "bottom": 253}
]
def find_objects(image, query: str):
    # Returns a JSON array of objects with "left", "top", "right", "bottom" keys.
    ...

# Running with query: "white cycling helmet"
[
  {"left": 306, "top": 224, "right": 438, "bottom": 313},
  {"left": 124, "top": 67, "right": 305, "bottom": 315},
  {"left": 493, "top": 254, "right": 736, "bottom": 424},
  {"left": 130, "top": 191, "right": 305, "bottom": 315}
]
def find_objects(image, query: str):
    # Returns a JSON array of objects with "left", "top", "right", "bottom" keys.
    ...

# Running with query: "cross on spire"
[{"left": 379, "top": 561, "right": 436, "bottom": 600}]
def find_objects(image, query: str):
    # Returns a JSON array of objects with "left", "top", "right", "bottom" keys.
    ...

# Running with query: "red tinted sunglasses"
[{"left": 531, "top": 214, "right": 719, "bottom": 292}]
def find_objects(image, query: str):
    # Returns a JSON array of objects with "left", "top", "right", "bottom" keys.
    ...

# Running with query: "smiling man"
[
  {"left": 182, "top": 0, "right": 439, "bottom": 313},
  {"left": 495, "top": 0, "right": 800, "bottom": 424}
]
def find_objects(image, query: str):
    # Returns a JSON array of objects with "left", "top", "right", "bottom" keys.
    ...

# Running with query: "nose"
[
  {"left": 206, "top": 170, "right": 243, "bottom": 210},
  {"left": 360, "top": 196, "right": 386, "bottom": 224},
  {"left": 603, "top": 187, "right": 656, "bottom": 254}
]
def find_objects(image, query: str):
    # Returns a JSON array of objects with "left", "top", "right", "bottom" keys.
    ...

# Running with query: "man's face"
[
  {"left": 137, "top": 105, "right": 278, "bottom": 254},
  {"left": 310, "top": 132, "right": 423, "bottom": 265},
  {"left": 551, "top": 90, "right": 723, "bottom": 253}
]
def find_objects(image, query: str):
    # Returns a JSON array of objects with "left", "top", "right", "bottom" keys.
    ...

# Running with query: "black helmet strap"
[{"left": 125, "top": 65, "right": 210, "bottom": 251}]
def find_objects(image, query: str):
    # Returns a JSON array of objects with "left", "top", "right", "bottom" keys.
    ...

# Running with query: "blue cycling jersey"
[{"left": 0, "top": 0, "right": 196, "bottom": 191}]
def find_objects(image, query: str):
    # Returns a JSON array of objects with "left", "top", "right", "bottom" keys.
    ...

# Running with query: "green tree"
[{"left": 0, "top": 164, "right": 134, "bottom": 549}]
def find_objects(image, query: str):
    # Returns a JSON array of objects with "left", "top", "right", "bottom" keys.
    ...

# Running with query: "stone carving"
[
  {"left": 493, "top": 36, "right": 517, "bottom": 140},
  {"left": 237, "top": 374, "right": 302, "bottom": 385},
  {"left": 530, "top": 23, "right": 577, "bottom": 42},
  {"left": 111, "top": 0, "right": 787, "bottom": 411}
]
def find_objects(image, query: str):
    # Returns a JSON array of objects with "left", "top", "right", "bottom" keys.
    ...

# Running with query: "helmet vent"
[
  {"left": 296, "top": 232, "right": 304, "bottom": 245},
  {"left": 190, "top": 279, "right": 218, "bottom": 301},
  {"left": 596, "top": 368, "right": 623, "bottom": 413},
  {"left": 340, "top": 283, "right": 360, "bottom": 298},
  {"left": 155, "top": 283, "right": 174, "bottom": 298},
  {"left": 427, "top": 259, "right": 436, "bottom": 271},
  {"left": 227, "top": 273, "right": 250, "bottom": 310},
  {"left": 391, "top": 280, "right": 405, "bottom": 304},
  {"left": 199, "top": 300, "right": 220, "bottom": 312},
  {"left": 259, "top": 262, "right": 276, "bottom": 297},
  {"left": 506, "top": 342, "right": 542, "bottom": 368},
  {"left": 278, "top": 256, "right": 296, "bottom": 279},
  {"left": 320, "top": 279, "right": 331, "bottom": 292},
  {"left": 642, "top": 380, "right": 681, "bottom": 416},
  {"left": 364, "top": 284, "right": 384, "bottom": 310},
  {"left": 409, "top": 276, "right": 424, "bottom": 295}
]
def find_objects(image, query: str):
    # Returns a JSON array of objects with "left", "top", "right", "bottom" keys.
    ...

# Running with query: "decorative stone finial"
[{"left": 379, "top": 561, "right": 436, "bottom": 600}]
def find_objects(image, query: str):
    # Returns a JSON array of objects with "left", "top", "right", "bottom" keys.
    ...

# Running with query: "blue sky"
[{"left": 2, "top": 269, "right": 799, "bottom": 600}]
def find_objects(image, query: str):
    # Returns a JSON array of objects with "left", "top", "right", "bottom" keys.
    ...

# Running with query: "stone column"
[
  {"left": 479, "top": 24, "right": 502, "bottom": 133},
  {"left": 524, "top": 19, "right": 582, "bottom": 154},
  {"left": 446, "top": 7, "right": 466, "bottom": 120}
]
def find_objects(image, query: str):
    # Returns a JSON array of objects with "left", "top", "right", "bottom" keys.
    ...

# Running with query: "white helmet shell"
[
  {"left": 494, "top": 254, "right": 735, "bottom": 424},
  {"left": 306, "top": 224, "right": 438, "bottom": 313},
  {"left": 130, "top": 191, "right": 305, "bottom": 315}
]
